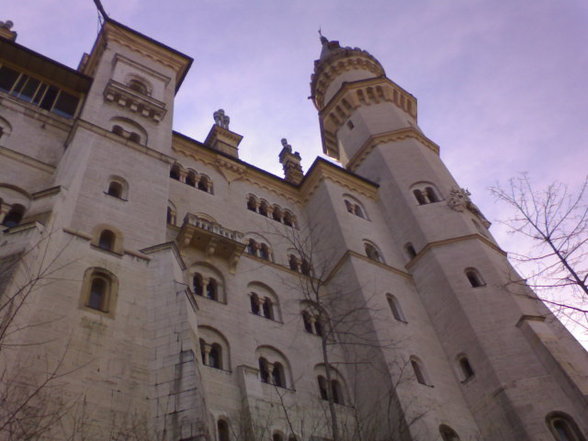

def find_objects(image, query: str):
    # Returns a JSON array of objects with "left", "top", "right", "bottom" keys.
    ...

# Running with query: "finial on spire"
[{"left": 318, "top": 28, "right": 328, "bottom": 45}]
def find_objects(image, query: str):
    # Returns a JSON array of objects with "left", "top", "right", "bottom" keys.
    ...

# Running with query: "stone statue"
[{"left": 213, "top": 109, "right": 230, "bottom": 129}]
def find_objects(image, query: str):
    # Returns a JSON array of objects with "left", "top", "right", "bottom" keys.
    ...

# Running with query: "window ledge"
[
  {"left": 103, "top": 191, "right": 128, "bottom": 201},
  {"left": 91, "top": 244, "right": 124, "bottom": 257}
]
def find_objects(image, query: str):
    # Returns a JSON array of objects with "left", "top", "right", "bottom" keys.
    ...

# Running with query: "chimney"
[
  {"left": 279, "top": 138, "right": 304, "bottom": 185},
  {"left": 204, "top": 109, "right": 242, "bottom": 158}
]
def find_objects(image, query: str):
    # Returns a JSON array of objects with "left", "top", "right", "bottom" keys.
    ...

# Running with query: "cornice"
[
  {"left": 405, "top": 233, "right": 507, "bottom": 270},
  {"left": 324, "top": 250, "right": 412, "bottom": 284},
  {"left": 300, "top": 159, "right": 378, "bottom": 203},
  {"left": 68, "top": 119, "right": 174, "bottom": 164},
  {"left": 0, "top": 145, "right": 55, "bottom": 174},
  {"left": 348, "top": 127, "right": 440, "bottom": 172},
  {"left": 172, "top": 135, "right": 301, "bottom": 205}
]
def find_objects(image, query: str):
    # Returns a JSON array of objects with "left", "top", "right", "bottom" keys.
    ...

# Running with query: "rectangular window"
[
  {"left": 0, "top": 64, "right": 80, "bottom": 119},
  {"left": 52, "top": 91, "right": 79, "bottom": 118},
  {"left": 0, "top": 66, "right": 20, "bottom": 92}
]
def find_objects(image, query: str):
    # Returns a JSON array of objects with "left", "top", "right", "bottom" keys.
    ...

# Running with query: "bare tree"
[
  {"left": 0, "top": 229, "right": 79, "bottom": 441},
  {"left": 267, "top": 222, "right": 422, "bottom": 441},
  {"left": 491, "top": 174, "right": 588, "bottom": 329}
]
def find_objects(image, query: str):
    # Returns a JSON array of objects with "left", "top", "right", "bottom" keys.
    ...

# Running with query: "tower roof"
[{"left": 310, "top": 34, "right": 385, "bottom": 109}]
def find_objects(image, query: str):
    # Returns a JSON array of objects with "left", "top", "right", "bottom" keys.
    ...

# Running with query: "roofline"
[
  {"left": 0, "top": 37, "right": 93, "bottom": 91},
  {"left": 172, "top": 130, "right": 379, "bottom": 190},
  {"left": 104, "top": 18, "right": 193, "bottom": 92}
]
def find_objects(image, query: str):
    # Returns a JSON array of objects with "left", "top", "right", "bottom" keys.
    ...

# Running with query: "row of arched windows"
[
  {"left": 170, "top": 163, "right": 213, "bottom": 194},
  {"left": 437, "top": 413, "right": 586, "bottom": 441},
  {"left": 246, "top": 238, "right": 272, "bottom": 261},
  {"left": 193, "top": 273, "right": 220, "bottom": 301},
  {"left": 246, "top": 195, "right": 297, "bottom": 227},
  {"left": 288, "top": 254, "right": 311, "bottom": 275}
]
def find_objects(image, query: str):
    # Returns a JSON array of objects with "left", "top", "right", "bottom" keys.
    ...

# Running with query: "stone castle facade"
[{"left": 0, "top": 17, "right": 586, "bottom": 441}]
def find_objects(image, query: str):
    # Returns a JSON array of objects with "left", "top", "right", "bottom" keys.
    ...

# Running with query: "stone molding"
[
  {"left": 103, "top": 79, "right": 167, "bottom": 122},
  {"left": 348, "top": 127, "right": 440, "bottom": 172}
]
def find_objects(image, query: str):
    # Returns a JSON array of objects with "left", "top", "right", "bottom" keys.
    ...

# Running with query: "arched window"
[
  {"left": 193, "top": 274, "right": 203, "bottom": 296},
  {"left": 199, "top": 326, "right": 230, "bottom": 371},
  {"left": 271, "top": 362, "right": 285, "bottom": 387},
  {"left": 317, "top": 375, "right": 328, "bottom": 400},
  {"left": 300, "top": 259, "right": 311, "bottom": 276},
  {"left": 107, "top": 181, "right": 123, "bottom": 198},
  {"left": 218, "top": 419, "right": 230, "bottom": 441},
  {"left": 88, "top": 277, "right": 107, "bottom": 311},
  {"left": 317, "top": 375, "right": 345, "bottom": 404},
  {"left": 412, "top": 183, "right": 442, "bottom": 205},
  {"left": 413, "top": 189, "right": 427, "bottom": 205},
  {"left": 404, "top": 243, "right": 417, "bottom": 259},
  {"left": 465, "top": 268, "right": 485, "bottom": 287},
  {"left": 439, "top": 425, "right": 461, "bottom": 441},
  {"left": 2, "top": 204, "right": 24, "bottom": 228},
  {"left": 170, "top": 164, "right": 181, "bottom": 180},
  {"left": 331, "top": 379, "right": 344, "bottom": 405},
  {"left": 207, "top": 278, "right": 218, "bottom": 300},
  {"left": 186, "top": 171, "right": 196, "bottom": 187},
  {"left": 128, "top": 132, "right": 141, "bottom": 143},
  {"left": 128, "top": 79, "right": 149, "bottom": 95},
  {"left": 246, "top": 239, "right": 257, "bottom": 256},
  {"left": 192, "top": 266, "right": 225, "bottom": 303},
  {"left": 546, "top": 412, "right": 586, "bottom": 441},
  {"left": 259, "top": 201, "right": 269, "bottom": 217},
  {"left": 364, "top": 242, "right": 383, "bottom": 263},
  {"left": 198, "top": 175, "right": 211, "bottom": 193},
  {"left": 272, "top": 206, "right": 282, "bottom": 222},
  {"left": 209, "top": 343, "right": 222, "bottom": 369},
  {"left": 98, "top": 229, "right": 115, "bottom": 251},
  {"left": 273, "top": 433, "right": 284, "bottom": 441},
  {"left": 247, "top": 195, "right": 257, "bottom": 212},
  {"left": 283, "top": 211, "right": 293, "bottom": 227},
  {"left": 387, "top": 294, "right": 406, "bottom": 323},
  {"left": 302, "top": 311, "right": 313, "bottom": 333},
  {"left": 288, "top": 255, "right": 299, "bottom": 271},
  {"left": 82, "top": 268, "right": 117, "bottom": 315},
  {"left": 425, "top": 186, "right": 439, "bottom": 203},
  {"left": 262, "top": 297, "right": 273, "bottom": 319},
  {"left": 112, "top": 125, "right": 124, "bottom": 136},
  {"left": 410, "top": 357, "right": 430, "bottom": 386},
  {"left": 353, "top": 204, "right": 364, "bottom": 218},
  {"left": 250, "top": 293, "right": 260, "bottom": 315},
  {"left": 167, "top": 205, "right": 176, "bottom": 225},
  {"left": 258, "top": 357, "right": 270, "bottom": 383},
  {"left": 457, "top": 355, "right": 475, "bottom": 381},
  {"left": 259, "top": 243, "right": 270, "bottom": 260},
  {"left": 345, "top": 200, "right": 354, "bottom": 213}
]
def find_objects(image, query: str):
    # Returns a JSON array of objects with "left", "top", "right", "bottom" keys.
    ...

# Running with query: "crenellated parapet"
[{"left": 310, "top": 36, "right": 385, "bottom": 110}]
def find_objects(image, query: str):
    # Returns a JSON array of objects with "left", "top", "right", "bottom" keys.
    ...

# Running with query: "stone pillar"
[{"left": 278, "top": 138, "right": 304, "bottom": 185}]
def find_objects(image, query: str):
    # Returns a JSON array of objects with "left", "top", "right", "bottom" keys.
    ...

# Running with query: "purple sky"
[{"left": 4, "top": 0, "right": 587, "bottom": 343}]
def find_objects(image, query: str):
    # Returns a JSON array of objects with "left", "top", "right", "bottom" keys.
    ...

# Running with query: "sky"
[{"left": 3, "top": 0, "right": 587, "bottom": 343}]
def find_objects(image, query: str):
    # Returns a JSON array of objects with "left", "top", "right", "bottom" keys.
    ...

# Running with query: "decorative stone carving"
[
  {"left": 447, "top": 188, "right": 491, "bottom": 228},
  {"left": 103, "top": 79, "right": 166, "bottom": 122},
  {"left": 213, "top": 109, "right": 230, "bottom": 129},
  {"left": 279, "top": 138, "right": 304, "bottom": 185}
]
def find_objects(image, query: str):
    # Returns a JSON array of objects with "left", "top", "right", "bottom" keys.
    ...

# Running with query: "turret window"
[
  {"left": 81, "top": 268, "right": 118, "bottom": 316},
  {"left": 545, "top": 412, "right": 585, "bottom": 441},
  {"left": 465, "top": 268, "right": 485, "bottom": 288},
  {"left": 411, "top": 183, "right": 442, "bottom": 205}
]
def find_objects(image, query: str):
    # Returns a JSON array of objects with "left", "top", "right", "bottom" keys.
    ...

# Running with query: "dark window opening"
[{"left": 98, "top": 230, "right": 115, "bottom": 251}]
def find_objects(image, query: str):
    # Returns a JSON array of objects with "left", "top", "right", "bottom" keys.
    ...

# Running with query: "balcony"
[{"left": 177, "top": 214, "right": 245, "bottom": 272}]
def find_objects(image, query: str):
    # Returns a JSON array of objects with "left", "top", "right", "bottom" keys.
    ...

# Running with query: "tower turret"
[{"left": 310, "top": 35, "right": 418, "bottom": 167}]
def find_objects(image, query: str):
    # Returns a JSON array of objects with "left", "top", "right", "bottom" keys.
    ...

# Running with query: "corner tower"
[{"left": 311, "top": 36, "right": 588, "bottom": 441}]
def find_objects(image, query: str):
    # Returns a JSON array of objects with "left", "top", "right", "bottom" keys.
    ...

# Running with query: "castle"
[{"left": 0, "top": 16, "right": 586, "bottom": 441}]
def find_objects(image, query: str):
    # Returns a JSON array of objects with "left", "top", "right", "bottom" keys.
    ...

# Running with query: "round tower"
[
  {"left": 310, "top": 36, "right": 588, "bottom": 441},
  {"left": 310, "top": 35, "right": 418, "bottom": 167}
]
